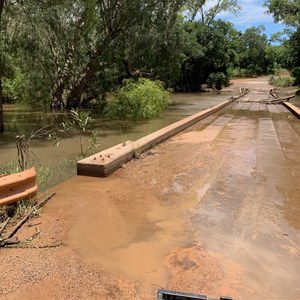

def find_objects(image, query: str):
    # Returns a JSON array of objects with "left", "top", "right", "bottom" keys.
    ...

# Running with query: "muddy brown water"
[
  {"left": 62, "top": 82, "right": 300, "bottom": 298},
  {"left": 1, "top": 79, "right": 300, "bottom": 299},
  {"left": 0, "top": 92, "right": 235, "bottom": 188}
]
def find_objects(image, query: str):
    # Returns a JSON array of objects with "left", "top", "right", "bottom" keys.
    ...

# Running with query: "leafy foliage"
[
  {"left": 176, "top": 20, "right": 238, "bottom": 92},
  {"left": 1, "top": 0, "right": 297, "bottom": 133},
  {"left": 269, "top": 75, "right": 295, "bottom": 86},
  {"left": 2, "top": 66, "right": 29, "bottom": 104},
  {"left": 185, "top": 0, "right": 241, "bottom": 23},
  {"left": 238, "top": 26, "right": 271, "bottom": 76},
  {"left": 265, "top": 0, "right": 300, "bottom": 85},
  {"left": 207, "top": 72, "right": 230, "bottom": 91},
  {"left": 48, "top": 109, "right": 100, "bottom": 156},
  {"left": 291, "top": 67, "right": 300, "bottom": 85},
  {"left": 288, "top": 28, "right": 300, "bottom": 85},
  {"left": 265, "top": 0, "right": 300, "bottom": 27},
  {"left": 104, "top": 78, "right": 171, "bottom": 120}
]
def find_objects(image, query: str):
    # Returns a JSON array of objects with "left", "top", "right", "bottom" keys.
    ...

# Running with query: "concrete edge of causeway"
[
  {"left": 282, "top": 102, "right": 300, "bottom": 119},
  {"left": 77, "top": 92, "right": 248, "bottom": 177}
]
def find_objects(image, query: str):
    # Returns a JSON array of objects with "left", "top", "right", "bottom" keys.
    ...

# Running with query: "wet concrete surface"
[
  {"left": 55, "top": 83, "right": 300, "bottom": 298},
  {"left": 62, "top": 83, "right": 299, "bottom": 297},
  {"left": 189, "top": 111, "right": 300, "bottom": 298},
  {"left": 1, "top": 78, "right": 300, "bottom": 299}
]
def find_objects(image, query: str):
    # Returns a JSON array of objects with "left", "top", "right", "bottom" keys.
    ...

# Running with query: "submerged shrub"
[
  {"left": 207, "top": 72, "right": 230, "bottom": 91},
  {"left": 104, "top": 78, "right": 171, "bottom": 120},
  {"left": 269, "top": 75, "right": 295, "bottom": 87}
]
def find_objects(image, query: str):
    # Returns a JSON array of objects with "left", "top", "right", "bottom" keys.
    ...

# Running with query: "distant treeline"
[{"left": 0, "top": 0, "right": 299, "bottom": 113}]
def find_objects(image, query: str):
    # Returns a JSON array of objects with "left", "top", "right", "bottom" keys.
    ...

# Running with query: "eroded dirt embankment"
[{"left": 1, "top": 77, "right": 300, "bottom": 300}]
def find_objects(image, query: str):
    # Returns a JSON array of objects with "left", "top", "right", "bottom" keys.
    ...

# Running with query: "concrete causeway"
[
  {"left": 2, "top": 78, "right": 300, "bottom": 300},
  {"left": 77, "top": 95, "right": 245, "bottom": 177}
]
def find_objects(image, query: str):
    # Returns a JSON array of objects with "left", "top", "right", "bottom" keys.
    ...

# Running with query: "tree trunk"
[
  {"left": 51, "top": 78, "right": 65, "bottom": 110},
  {"left": 51, "top": 68, "right": 68, "bottom": 110},
  {"left": 66, "top": 56, "right": 98, "bottom": 109},
  {"left": 0, "top": 0, "right": 5, "bottom": 133},
  {"left": 123, "top": 59, "right": 153, "bottom": 78},
  {"left": 66, "top": 31, "right": 121, "bottom": 109},
  {"left": 51, "top": 52, "right": 74, "bottom": 110},
  {"left": 0, "top": 76, "right": 4, "bottom": 134}
]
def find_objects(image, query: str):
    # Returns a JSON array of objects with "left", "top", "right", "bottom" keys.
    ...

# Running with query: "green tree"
[
  {"left": 288, "top": 28, "right": 300, "bottom": 84},
  {"left": 174, "top": 0, "right": 241, "bottom": 92},
  {"left": 104, "top": 78, "right": 171, "bottom": 120},
  {"left": 207, "top": 72, "right": 229, "bottom": 91},
  {"left": 1, "top": 0, "right": 188, "bottom": 108},
  {"left": 7, "top": 0, "right": 186, "bottom": 109},
  {"left": 185, "top": 0, "right": 241, "bottom": 23},
  {"left": 0, "top": 1, "right": 55, "bottom": 107},
  {"left": 61, "top": 0, "right": 185, "bottom": 108},
  {"left": 120, "top": 3, "right": 186, "bottom": 88},
  {"left": 265, "top": 0, "right": 300, "bottom": 84},
  {"left": 265, "top": 0, "right": 300, "bottom": 27},
  {"left": 176, "top": 20, "right": 239, "bottom": 91},
  {"left": 10, "top": 0, "right": 98, "bottom": 108},
  {"left": 239, "top": 26, "right": 271, "bottom": 76}
]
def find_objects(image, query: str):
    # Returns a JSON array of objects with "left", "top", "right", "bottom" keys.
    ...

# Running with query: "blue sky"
[{"left": 205, "top": 0, "right": 286, "bottom": 39}]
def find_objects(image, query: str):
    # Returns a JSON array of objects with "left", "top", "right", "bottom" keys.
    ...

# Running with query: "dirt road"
[{"left": 1, "top": 78, "right": 300, "bottom": 299}]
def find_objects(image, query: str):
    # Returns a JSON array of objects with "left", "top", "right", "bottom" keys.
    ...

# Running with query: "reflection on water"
[
  {"left": 0, "top": 92, "right": 236, "bottom": 187},
  {"left": 291, "top": 95, "right": 300, "bottom": 108}
]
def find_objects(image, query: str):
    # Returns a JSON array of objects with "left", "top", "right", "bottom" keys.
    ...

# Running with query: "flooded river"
[
  {"left": 0, "top": 92, "right": 236, "bottom": 188},
  {"left": 1, "top": 78, "right": 300, "bottom": 300},
  {"left": 292, "top": 94, "right": 300, "bottom": 107}
]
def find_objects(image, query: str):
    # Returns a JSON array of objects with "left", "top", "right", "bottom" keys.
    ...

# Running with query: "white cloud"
[
  {"left": 217, "top": 0, "right": 274, "bottom": 27},
  {"left": 198, "top": 0, "right": 285, "bottom": 36}
]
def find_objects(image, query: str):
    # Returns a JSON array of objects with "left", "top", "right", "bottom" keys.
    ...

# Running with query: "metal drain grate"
[{"left": 157, "top": 289, "right": 233, "bottom": 300}]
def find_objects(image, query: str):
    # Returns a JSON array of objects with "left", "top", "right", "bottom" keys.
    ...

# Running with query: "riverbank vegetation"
[
  {"left": 0, "top": 0, "right": 299, "bottom": 132},
  {"left": 104, "top": 78, "right": 171, "bottom": 120},
  {"left": 0, "top": 108, "right": 99, "bottom": 189},
  {"left": 48, "top": 109, "right": 100, "bottom": 156},
  {"left": 269, "top": 75, "right": 295, "bottom": 87}
]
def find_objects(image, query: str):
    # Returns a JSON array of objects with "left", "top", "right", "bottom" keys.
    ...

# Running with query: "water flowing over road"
[
  {"left": 0, "top": 92, "right": 235, "bottom": 188},
  {"left": 1, "top": 78, "right": 300, "bottom": 299}
]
